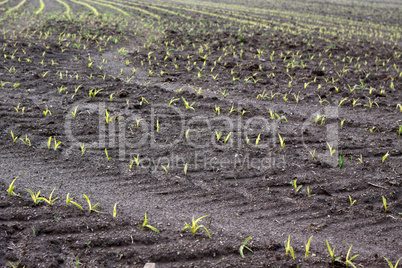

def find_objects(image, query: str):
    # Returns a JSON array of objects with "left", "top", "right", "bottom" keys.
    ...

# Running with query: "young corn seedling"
[
  {"left": 139, "top": 97, "right": 149, "bottom": 106},
  {"left": 80, "top": 143, "right": 86, "bottom": 155},
  {"left": 215, "top": 130, "right": 222, "bottom": 141},
  {"left": 305, "top": 235, "right": 313, "bottom": 260},
  {"left": 10, "top": 131, "right": 18, "bottom": 142},
  {"left": 310, "top": 149, "right": 316, "bottom": 159},
  {"left": 293, "top": 91, "right": 300, "bottom": 103},
  {"left": 162, "top": 163, "right": 169, "bottom": 174},
  {"left": 105, "top": 148, "right": 111, "bottom": 161},
  {"left": 89, "top": 88, "right": 103, "bottom": 98},
  {"left": 26, "top": 189, "right": 41, "bottom": 206},
  {"left": 53, "top": 138, "right": 61, "bottom": 151},
  {"left": 239, "top": 236, "right": 253, "bottom": 258},
  {"left": 278, "top": 134, "right": 285, "bottom": 150},
  {"left": 398, "top": 125, "right": 402, "bottom": 136},
  {"left": 43, "top": 106, "right": 52, "bottom": 116},
  {"left": 307, "top": 186, "right": 315, "bottom": 197},
  {"left": 345, "top": 245, "right": 359, "bottom": 268},
  {"left": 72, "top": 106, "right": 78, "bottom": 118},
  {"left": 255, "top": 133, "right": 261, "bottom": 147},
  {"left": 130, "top": 154, "right": 141, "bottom": 169},
  {"left": 7, "top": 177, "right": 19, "bottom": 196},
  {"left": 397, "top": 104, "right": 402, "bottom": 113},
  {"left": 284, "top": 235, "right": 295, "bottom": 260},
  {"left": 184, "top": 163, "right": 188, "bottom": 175},
  {"left": 156, "top": 118, "right": 160, "bottom": 132},
  {"left": 38, "top": 188, "right": 58, "bottom": 206},
  {"left": 382, "top": 196, "right": 390, "bottom": 212},
  {"left": 83, "top": 194, "right": 100, "bottom": 213},
  {"left": 142, "top": 212, "right": 160, "bottom": 233},
  {"left": 290, "top": 179, "right": 302, "bottom": 195},
  {"left": 224, "top": 132, "right": 232, "bottom": 144},
  {"left": 182, "top": 97, "right": 195, "bottom": 110},
  {"left": 326, "top": 240, "right": 341, "bottom": 263},
  {"left": 339, "top": 151, "right": 345, "bottom": 168},
  {"left": 66, "top": 193, "right": 83, "bottom": 210},
  {"left": 364, "top": 98, "right": 379, "bottom": 109},
  {"left": 113, "top": 202, "right": 118, "bottom": 219},
  {"left": 186, "top": 128, "right": 190, "bottom": 141},
  {"left": 183, "top": 215, "right": 211, "bottom": 238},
  {"left": 383, "top": 257, "right": 401, "bottom": 268},
  {"left": 105, "top": 110, "right": 113, "bottom": 123},
  {"left": 338, "top": 97, "right": 348, "bottom": 107},
  {"left": 168, "top": 97, "right": 179, "bottom": 106},
  {"left": 358, "top": 154, "right": 364, "bottom": 164},
  {"left": 382, "top": 152, "right": 390, "bottom": 163},
  {"left": 327, "top": 142, "right": 336, "bottom": 156},
  {"left": 349, "top": 195, "right": 357, "bottom": 206}
]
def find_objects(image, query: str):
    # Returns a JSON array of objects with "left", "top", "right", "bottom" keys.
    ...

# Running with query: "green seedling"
[
  {"left": 184, "top": 163, "right": 188, "bottom": 175},
  {"left": 364, "top": 98, "right": 379, "bottom": 109},
  {"left": 74, "top": 85, "right": 82, "bottom": 95},
  {"left": 397, "top": 104, "right": 402, "bottom": 113},
  {"left": 38, "top": 188, "right": 58, "bottom": 205},
  {"left": 326, "top": 240, "right": 341, "bottom": 263},
  {"left": 156, "top": 118, "right": 160, "bottom": 132},
  {"left": 339, "top": 151, "right": 345, "bottom": 168},
  {"left": 89, "top": 88, "right": 103, "bottom": 98},
  {"left": 327, "top": 142, "right": 336, "bottom": 156},
  {"left": 168, "top": 97, "right": 179, "bottom": 106},
  {"left": 383, "top": 196, "right": 390, "bottom": 212},
  {"left": 338, "top": 97, "right": 348, "bottom": 107},
  {"left": 0, "top": 81, "right": 9, "bottom": 87},
  {"left": 113, "top": 202, "right": 118, "bottom": 219},
  {"left": 382, "top": 152, "right": 390, "bottom": 163},
  {"left": 310, "top": 149, "right": 316, "bottom": 159},
  {"left": 53, "top": 138, "right": 61, "bottom": 151},
  {"left": 398, "top": 125, "right": 402, "bottom": 136},
  {"left": 105, "top": 110, "right": 113, "bottom": 123},
  {"left": 183, "top": 215, "right": 211, "bottom": 238},
  {"left": 358, "top": 154, "right": 363, "bottom": 164},
  {"left": 284, "top": 235, "right": 295, "bottom": 260},
  {"left": 105, "top": 148, "right": 111, "bottom": 161},
  {"left": 66, "top": 193, "right": 83, "bottom": 210},
  {"left": 345, "top": 245, "right": 359, "bottom": 268},
  {"left": 239, "top": 236, "right": 253, "bottom": 258},
  {"left": 47, "top": 136, "right": 52, "bottom": 149},
  {"left": 186, "top": 128, "right": 190, "bottom": 141},
  {"left": 72, "top": 106, "right": 78, "bottom": 118},
  {"left": 130, "top": 154, "right": 141, "bottom": 169},
  {"left": 215, "top": 130, "right": 222, "bottom": 141},
  {"left": 182, "top": 97, "right": 195, "bottom": 110},
  {"left": 307, "top": 186, "right": 315, "bottom": 197},
  {"left": 215, "top": 105, "right": 220, "bottom": 115},
  {"left": 10, "top": 131, "right": 18, "bottom": 142},
  {"left": 255, "top": 133, "right": 261, "bottom": 147},
  {"left": 341, "top": 119, "right": 346, "bottom": 128},
  {"left": 80, "top": 143, "right": 86, "bottom": 155},
  {"left": 139, "top": 97, "right": 149, "bottom": 106},
  {"left": 26, "top": 189, "right": 41, "bottom": 205},
  {"left": 305, "top": 235, "right": 313, "bottom": 260},
  {"left": 383, "top": 257, "right": 401, "bottom": 268},
  {"left": 224, "top": 132, "right": 232, "bottom": 144},
  {"left": 162, "top": 163, "right": 169, "bottom": 174},
  {"left": 142, "top": 212, "right": 160, "bottom": 233},
  {"left": 349, "top": 195, "right": 357, "bottom": 206},
  {"left": 7, "top": 177, "right": 19, "bottom": 196},
  {"left": 43, "top": 106, "right": 52, "bottom": 116},
  {"left": 290, "top": 179, "right": 302, "bottom": 195},
  {"left": 278, "top": 134, "right": 285, "bottom": 150},
  {"left": 83, "top": 194, "right": 100, "bottom": 213}
]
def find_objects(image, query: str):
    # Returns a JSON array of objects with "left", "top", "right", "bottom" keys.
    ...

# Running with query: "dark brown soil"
[{"left": 0, "top": 0, "right": 401, "bottom": 267}]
